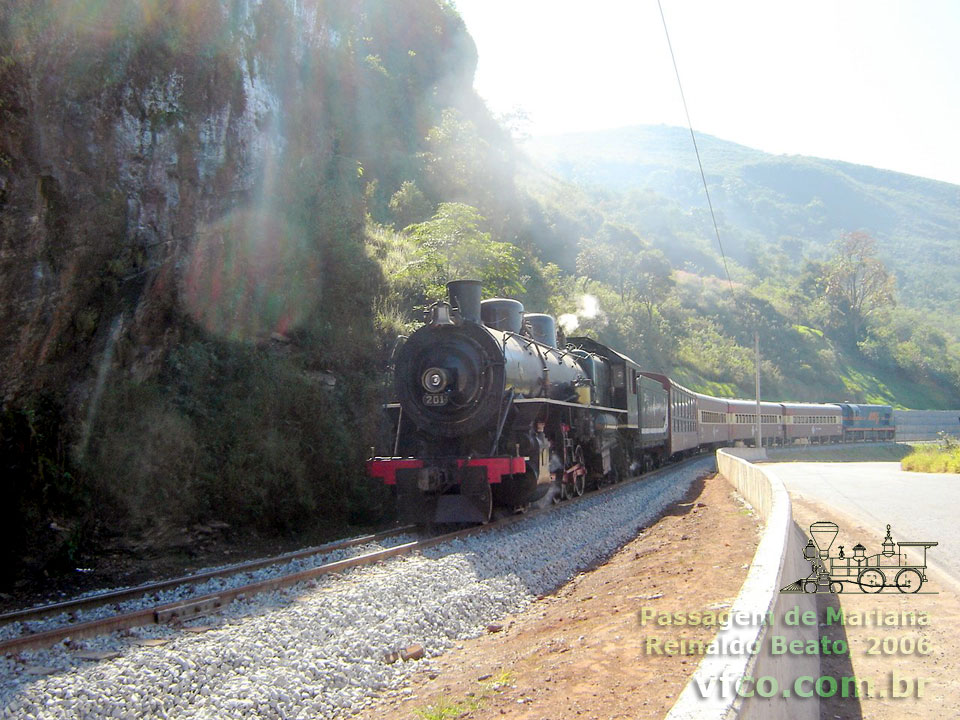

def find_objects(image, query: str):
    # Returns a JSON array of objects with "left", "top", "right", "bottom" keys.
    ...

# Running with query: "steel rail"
[
  {"left": 0, "top": 525, "right": 417, "bottom": 626},
  {"left": 0, "top": 455, "right": 711, "bottom": 655}
]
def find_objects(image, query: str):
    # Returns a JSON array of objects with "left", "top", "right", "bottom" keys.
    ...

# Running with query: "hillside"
[
  {"left": 517, "top": 126, "right": 960, "bottom": 409},
  {"left": 525, "top": 125, "right": 960, "bottom": 327}
]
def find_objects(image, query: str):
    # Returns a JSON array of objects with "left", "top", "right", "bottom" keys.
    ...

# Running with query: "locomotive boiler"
[{"left": 369, "top": 280, "right": 616, "bottom": 524}]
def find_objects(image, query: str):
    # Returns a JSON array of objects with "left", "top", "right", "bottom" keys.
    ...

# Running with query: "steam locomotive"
[
  {"left": 782, "top": 522, "right": 937, "bottom": 594},
  {"left": 367, "top": 280, "right": 895, "bottom": 524}
]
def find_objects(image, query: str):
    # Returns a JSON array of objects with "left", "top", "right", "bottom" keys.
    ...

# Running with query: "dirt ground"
[
  {"left": 356, "top": 471, "right": 761, "bottom": 720},
  {"left": 789, "top": 496, "right": 960, "bottom": 720}
]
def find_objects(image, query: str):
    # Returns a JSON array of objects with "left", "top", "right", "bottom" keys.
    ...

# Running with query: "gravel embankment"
[
  {"left": 0, "top": 534, "right": 420, "bottom": 643},
  {"left": 1, "top": 458, "right": 713, "bottom": 719}
]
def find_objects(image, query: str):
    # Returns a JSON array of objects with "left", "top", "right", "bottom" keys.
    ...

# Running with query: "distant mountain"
[{"left": 524, "top": 125, "right": 960, "bottom": 323}]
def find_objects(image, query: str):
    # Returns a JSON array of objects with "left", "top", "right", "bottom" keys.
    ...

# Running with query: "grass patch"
[
  {"left": 901, "top": 435, "right": 960, "bottom": 473},
  {"left": 669, "top": 368, "right": 739, "bottom": 398},
  {"left": 413, "top": 668, "right": 516, "bottom": 720},
  {"left": 793, "top": 324, "right": 824, "bottom": 339},
  {"left": 479, "top": 669, "right": 516, "bottom": 692},
  {"left": 834, "top": 354, "right": 959, "bottom": 409},
  {"left": 414, "top": 696, "right": 482, "bottom": 720}
]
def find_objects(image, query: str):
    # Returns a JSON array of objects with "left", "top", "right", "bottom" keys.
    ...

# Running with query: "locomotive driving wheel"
[
  {"left": 895, "top": 568, "right": 923, "bottom": 593},
  {"left": 572, "top": 446, "right": 586, "bottom": 497},
  {"left": 858, "top": 568, "right": 886, "bottom": 593}
]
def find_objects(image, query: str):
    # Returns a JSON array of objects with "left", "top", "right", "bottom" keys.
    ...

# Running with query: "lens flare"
[{"left": 181, "top": 208, "right": 320, "bottom": 341}]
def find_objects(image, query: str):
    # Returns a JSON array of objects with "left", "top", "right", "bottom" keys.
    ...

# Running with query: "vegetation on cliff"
[{"left": 0, "top": 0, "right": 492, "bottom": 585}]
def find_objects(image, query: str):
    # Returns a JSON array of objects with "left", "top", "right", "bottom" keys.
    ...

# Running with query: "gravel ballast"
[
  {"left": 0, "top": 534, "right": 421, "bottom": 643},
  {"left": 1, "top": 458, "right": 713, "bottom": 719}
]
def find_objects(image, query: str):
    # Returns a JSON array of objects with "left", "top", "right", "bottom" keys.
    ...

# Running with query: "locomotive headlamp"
[{"left": 422, "top": 367, "right": 450, "bottom": 393}]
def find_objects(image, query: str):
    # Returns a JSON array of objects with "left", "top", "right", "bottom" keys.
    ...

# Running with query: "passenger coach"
[
  {"left": 726, "top": 398, "right": 784, "bottom": 447},
  {"left": 782, "top": 403, "right": 843, "bottom": 444}
]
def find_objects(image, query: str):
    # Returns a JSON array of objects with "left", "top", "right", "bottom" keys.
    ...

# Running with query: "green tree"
[
  {"left": 576, "top": 223, "right": 644, "bottom": 301},
  {"left": 634, "top": 248, "right": 674, "bottom": 324},
  {"left": 388, "top": 180, "right": 433, "bottom": 229},
  {"left": 575, "top": 224, "right": 673, "bottom": 322},
  {"left": 782, "top": 260, "right": 831, "bottom": 329},
  {"left": 404, "top": 203, "right": 523, "bottom": 299},
  {"left": 418, "top": 108, "right": 517, "bottom": 231},
  {"left": 824, "top": 231, "right": 896, "bottom": 342}
]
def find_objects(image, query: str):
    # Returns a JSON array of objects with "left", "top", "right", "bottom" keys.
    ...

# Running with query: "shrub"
[
  {"left": 82, "top": 335, "right": 383, "bottom": 538},
  {"left": 0, "top": 395, "right": 90, "bottom": 585}
]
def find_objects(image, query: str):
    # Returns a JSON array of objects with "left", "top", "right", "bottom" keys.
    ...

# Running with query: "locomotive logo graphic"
[{"left": 781, "top": 522, "right": 938, "bottom": 594}]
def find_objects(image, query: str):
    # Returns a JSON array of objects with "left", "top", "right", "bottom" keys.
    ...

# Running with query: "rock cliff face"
[
  {"left": 0, "top": 0, "right": 481, "bottom": 579},
  {"left": 0, "top": 0, "right": 474, "bottom": 406}
]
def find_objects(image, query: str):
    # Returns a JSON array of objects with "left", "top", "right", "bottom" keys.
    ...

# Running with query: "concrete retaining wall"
[
  {"left": 895, "top": 410, "right": 960, "bottom": 441},
  {"left": 666, "top": 449, "right": 818, "bottom": 720}
]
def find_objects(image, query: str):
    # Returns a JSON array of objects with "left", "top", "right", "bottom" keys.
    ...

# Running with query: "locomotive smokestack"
[
  {"left": 809, "top": 521, "right": 839, "bottom": 560},
  {"left": 446, "top": 279, "right": 482, "bottom": 323}
]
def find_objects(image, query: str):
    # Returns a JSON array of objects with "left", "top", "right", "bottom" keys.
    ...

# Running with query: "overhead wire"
[
  {"left": 657, "top": 1, "right": 762, "bottom": 449},
  {"left": 656, "top": 0, "right": 735, "bottom": 296}
]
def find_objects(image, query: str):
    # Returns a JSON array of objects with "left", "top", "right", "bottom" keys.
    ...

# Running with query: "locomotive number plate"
[{"left": 423, "top": 393, "right": 448, "bottom": 406}]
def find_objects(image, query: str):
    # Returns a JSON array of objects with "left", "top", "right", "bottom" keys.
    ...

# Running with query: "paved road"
[{"left": 764, "top": 461, "right": 960, "bottom": 583}]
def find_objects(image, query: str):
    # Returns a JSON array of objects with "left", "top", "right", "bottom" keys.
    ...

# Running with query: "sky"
[{"left": 453, "top": 0, "right": 960, "bottom": 186}]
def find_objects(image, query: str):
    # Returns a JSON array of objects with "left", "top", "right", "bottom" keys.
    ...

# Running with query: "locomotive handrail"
[
  {"left": 388, "top": 334, "right": 407, "bottom": 365},
  {"left": 512, "top": 397, "right": 627, "bottom": 413},
  {"left": 392, "top": 406, "right": 404, "bottom": 457},
  {"left": 504, "top": 330, "right": 535, "bottom": 350},
  {"left": 532, "top": 339, "right": 550, "bottom": 397},
  {"left": 489, "top": 388, "right": 516, "bottom": 456}
]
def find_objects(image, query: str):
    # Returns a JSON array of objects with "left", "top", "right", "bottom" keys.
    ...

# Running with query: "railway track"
[
  {"left": 0, "top": 455, "right": 708, "bottom": 656},
  {"left": 0, "top": 525, "right": 415, "bottom": 652}
]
